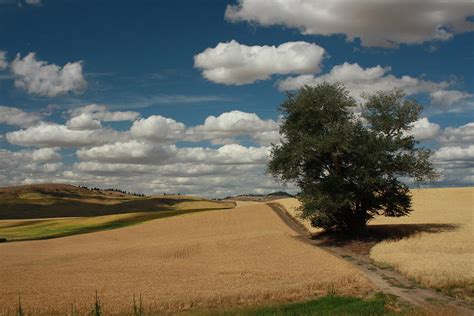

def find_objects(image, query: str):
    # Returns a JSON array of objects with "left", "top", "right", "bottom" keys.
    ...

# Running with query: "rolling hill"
[
  {"left": 0, "top": 184, "right": 236, "bottom": 241},
  {"left": 0, "top": 183, "right": 233, "bottom": 220}
]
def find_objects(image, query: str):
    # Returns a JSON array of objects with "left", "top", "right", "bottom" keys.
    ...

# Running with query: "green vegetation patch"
[
  {"left": 207, "top": 294, "right": 398, "bottom": 316},
  {"left": 5, "top": 292, "right": 419, "bottom": 315},
  {"left": 0, "top": 208, "right": 225, "bottom": 242},
  {"left": 0, "top": 185, "right": 235, "bottom": 241},
  {"left": 441, "top": 283, "right": 474, "bottom": 304}
]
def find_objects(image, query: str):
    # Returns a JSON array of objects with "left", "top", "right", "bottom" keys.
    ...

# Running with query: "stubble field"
[{"left": 0, "top": 203, "right": 372, "bottom": 315}]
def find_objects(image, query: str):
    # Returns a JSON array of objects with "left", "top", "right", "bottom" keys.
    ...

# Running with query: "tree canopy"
[{"left": 268, "top": 83, "right": 438, "bottom": 233}]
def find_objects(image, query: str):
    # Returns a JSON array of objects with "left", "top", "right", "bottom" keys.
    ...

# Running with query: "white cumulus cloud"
[
  {"left": 438, "top": 122, "right": 474, "bottom": 146},
  {"left": 73, "top": 161, "right": 155, "bottom": 176},
  {"left": 278, "top": 62, "right": 448, "bottom": 102},
  {"left": 77, "top": 140, "right": 270, "bottom": 166},
  {"left": 6, "top": 123, "right": 120, "bottom": 148},
  {"left": 130, "top": 115, "right": 186, "bottom": 142},
  {"left": 189, "top": 110, "right": 280, "bottom": 145},
  {"left": 66, "top": 113, "right": 102, "bottom": 131},
  {"left": 178, "top": 144, "right": 270, "bottom": 165},
  {"left": 10, "top": 52, "right": 87, "bottom": 97},
  {"left": 77, "top": 141, "right": 178, "bottom": 164},
  {"left": 435, "top": 145, "right": 474, "bottom": 161},
  {"left": 194, "top": 40, "right": 325, "bottom": 85},
  {"left": 0, "top": 105, "right": 41, "bottom": 127},
  {"left": 409, "top": 117, "right": 440, "bottom": 141},
  {"left": 30, "top": 148, "right": 61, "bottom": 162},
  {"left": 66, "top": 104, "right": 139, "bottom": 131},
  {"left": 70, "top": 104, "right": 139, "bottom": 122},
  {"left": 225, "top": 0, "right": 474, "bottom": 48},
  {"left": 430, "top": 90, "right": 473, "bottom": 107},
  {"left": 0, "top": 148, "right": 63, "bottom": 186},
  {"left": 279, "top": 62, "right": 474, "bottom": 112},
  {"left": 0, "top": 108, "right": 293, "bottom": 195}
]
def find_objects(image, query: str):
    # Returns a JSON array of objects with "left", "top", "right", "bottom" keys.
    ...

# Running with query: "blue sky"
[{"left": 0, "top": 0, "right": 473, "bottom": 196}]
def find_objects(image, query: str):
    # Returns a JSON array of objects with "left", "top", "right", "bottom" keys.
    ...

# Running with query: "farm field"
[
  {"left": 0, "top": 208, "right": 226, "bottom": 242},
  {"left": 274, "top": 187, "right": 474, "bottom": 302},
  {"left": 0, "top": 184, "right": 234, "bottom": 220},
  {"left": 370, "top": 187, "right": 474, "bottom": 301},
  {"left": 0, "top": 202, "right": 372, "bottom": 315},
  {"left": 0, "top": 184, "right": 235, "bottom": 241}
]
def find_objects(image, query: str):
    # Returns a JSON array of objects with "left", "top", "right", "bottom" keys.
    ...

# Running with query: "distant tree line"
[
  {"left": 223, "top": 191, "right": 294, "bottom": 199},
  {"left": 78, "top": 185, "right": 146, "bottom": 197}
]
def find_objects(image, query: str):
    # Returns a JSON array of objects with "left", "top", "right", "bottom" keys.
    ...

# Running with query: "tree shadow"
[
  {"left": 312, "top": 223, "right": 460, "bottom": 255},
  {"left": 368, "top": 223, "right": 460, "bottom": 240}
]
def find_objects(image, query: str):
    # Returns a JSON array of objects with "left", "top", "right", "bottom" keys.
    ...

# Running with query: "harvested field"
[
  {"left": 0, "top": 203, "right": 372, "bottom": 315},
  {"left": 370, "top": 187, "right": 474, "bottom": 300}
]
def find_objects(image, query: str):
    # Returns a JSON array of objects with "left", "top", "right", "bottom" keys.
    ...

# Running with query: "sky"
[{"left": 0, "top": 0, "right": 473, "bottom": 196}]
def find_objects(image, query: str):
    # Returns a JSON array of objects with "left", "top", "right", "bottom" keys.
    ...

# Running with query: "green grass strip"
[
  {"left": 0, "top": 208, "right": 220, "bottom": 242},
  {"left": 203, "top": 294, "right": 400, "bottom": 316}
]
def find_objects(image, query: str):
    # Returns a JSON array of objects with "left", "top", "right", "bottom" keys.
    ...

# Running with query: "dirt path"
[{"left": 267, "top": 203, "right": 474, "bottom": 315}]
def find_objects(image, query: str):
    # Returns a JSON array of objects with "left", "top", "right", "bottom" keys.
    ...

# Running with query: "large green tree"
[{"left": 268, "top": 83, "right": 438, "bottom": 233}]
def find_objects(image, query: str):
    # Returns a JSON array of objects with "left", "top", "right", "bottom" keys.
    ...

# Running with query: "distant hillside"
[
  {"left": 0, "top": 184, "right": 234, "bottom": 219},
  {"left": 266, "top": 191, "right": 294, "bottom": 197},
  {"left": 225, "top": 191, "right": 294, "bottom": 202},
  {"left": 0, "top": 183, "right": 136, "bottom": 199}
]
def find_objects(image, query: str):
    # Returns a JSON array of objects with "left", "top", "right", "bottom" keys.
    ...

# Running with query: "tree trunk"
[{"left": 346, "top": 210, "right": 368, "bottom": 235}]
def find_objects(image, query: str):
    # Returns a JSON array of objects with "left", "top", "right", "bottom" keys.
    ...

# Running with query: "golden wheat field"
[
  {"left": 369, "top": 187, "right": 474, "bottom": 299},
  {"left": 0, "top": 203, "right": 372, "bottom": 315},
  {"left": 275, "top": 187, "right": 474, "bottom": 300}
]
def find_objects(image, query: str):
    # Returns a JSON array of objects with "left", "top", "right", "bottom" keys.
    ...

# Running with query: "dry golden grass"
[
  {"left": 370, "top": 187, "right": 474, "bottom": 299},
  {"left": 0, "top": 203, "right": 372, "bottom": 315}
]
